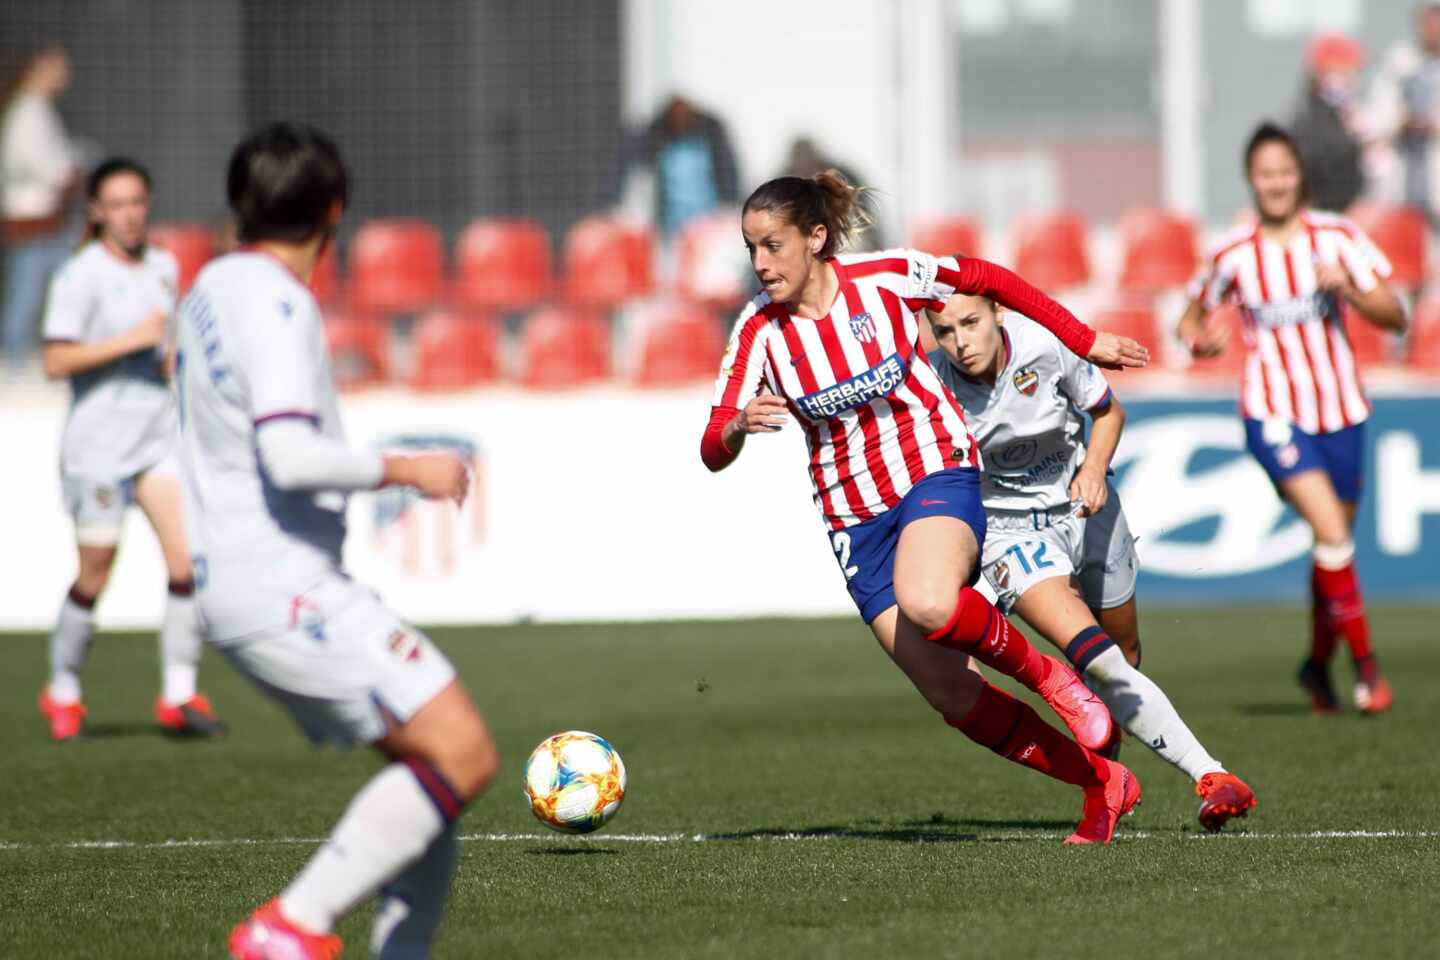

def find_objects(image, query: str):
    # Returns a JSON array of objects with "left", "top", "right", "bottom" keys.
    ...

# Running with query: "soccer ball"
[{"left": 523, "top": 731, "right": 627, "bottom": 834}]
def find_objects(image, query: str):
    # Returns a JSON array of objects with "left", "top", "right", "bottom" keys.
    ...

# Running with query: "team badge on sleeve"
[
  {"left": 1013, "top": 368, "right": 1039, "bottom": 396},
  {"left": 848, "top": 311, "right": 877, "bottom": 343}
]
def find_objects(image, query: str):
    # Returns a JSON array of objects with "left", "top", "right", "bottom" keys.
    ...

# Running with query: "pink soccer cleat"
[
  {"left": 1196, "top": 771, "right": 1257, "bottom": 832},
  {"left": 228, "top": 899, "right": 342, "bottom": 960},
  {"left": 37, "top": 689, "right": 86, "bottom": 742},
  {"left": 1037, "top": 656, "right": 1113, "bottom": 751},
  {"left": 1064, "top": 758, "right": 1141, "bottom": 845},
  {"left": 155, "top": 693, "right": 228, "bottom": 738}
]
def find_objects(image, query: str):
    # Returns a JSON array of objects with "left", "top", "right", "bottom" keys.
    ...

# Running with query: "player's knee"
[{"left": 895, "top": 582, "right": 958, "bottom": 636}]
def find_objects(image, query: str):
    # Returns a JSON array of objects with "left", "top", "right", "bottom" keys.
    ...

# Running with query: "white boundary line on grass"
[{"left": 1, "top": 829, "right": 1437, "bottom": 853}]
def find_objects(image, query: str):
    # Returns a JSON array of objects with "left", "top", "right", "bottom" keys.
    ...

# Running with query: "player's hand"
[
  {"left": 129, "top": 309, "right": 169, "bottom": 351},
  {"left": 1087, "top": 331, "right": 1149, "bottom": 370},
  {"left": 1069, "top": 466, "right": 1108, "bottom": 517},
  {"left": 385, "top": 453, "right": 470, "bottom": 505},
  {"left": 735, "top": 392, "right": 789, "bottom": 434},
  {"left": 1188, "top": 320, "right": 1230, "bottom": 359},
  {"left": 1313, "top": 261, "right": 1352, "bottom": 296}
]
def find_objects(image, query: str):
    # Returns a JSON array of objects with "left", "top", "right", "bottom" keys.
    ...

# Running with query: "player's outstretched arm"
[
  {"left": 701, "top": 393, "right": 788, "bottom": 472},
  {"left": 42, "top": 309, "right": 167, "bottom": 379},
  {"left": 256, "top": 419, "right": 468, "bottom": 505}
]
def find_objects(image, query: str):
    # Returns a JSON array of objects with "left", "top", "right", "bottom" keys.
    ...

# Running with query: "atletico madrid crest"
[{"left": 848, "top": 311, "right": 877, "bottom": 343}]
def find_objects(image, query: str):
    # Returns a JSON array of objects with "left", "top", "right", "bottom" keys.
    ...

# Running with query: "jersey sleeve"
[
  {"left": 1187, "top": 246, "right": 1233, "bottom": 310},
  {"left": 907, "top": 250, "right": 1098, "bottom": 357},
  {"left": 1336, "top": 224, "right": 1392, "bottom": 293},
  {"left": 40, "top": 259, "right": 92, "bottom": 342},
  {"left": 242, "top": 295, "right": 324, "bottom": 426},
  {"left": 711, "top": 306, "right": 770, "bottom": 409},
  {"left": 1055, "top": 340, "right": 1112, "bottom": 412}
]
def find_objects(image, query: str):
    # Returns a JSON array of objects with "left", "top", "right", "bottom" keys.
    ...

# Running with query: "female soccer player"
[
  {"left": 37, "top": 158, "right": 225, "bottom": 741},
  {"left": 702, "top": 172, "right": 1151, "bottom": 844},
  {"left": 926, "top": 292, "right": 1257, "bottom": 831},
  {"left": 1176, "top": 122, "right": 1406, "bottom": 715},
  {"left": 179, "top": 124, "right": 497, "bottom": 960}
]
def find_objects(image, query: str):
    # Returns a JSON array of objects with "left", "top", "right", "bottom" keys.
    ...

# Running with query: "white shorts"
[
  {"left": 61, "top": 454, "right": 178, "bottom": 547},
  {"left": 220, "top": 574, "right": 456, "bottom": 746},
  {"left": 981, "top": 487, "right": 1139, "bottom": 615}
]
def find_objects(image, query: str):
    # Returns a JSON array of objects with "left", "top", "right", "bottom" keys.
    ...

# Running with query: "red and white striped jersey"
[{"left": 1189, "top": 210, "right": 1391, "bottom": 433}]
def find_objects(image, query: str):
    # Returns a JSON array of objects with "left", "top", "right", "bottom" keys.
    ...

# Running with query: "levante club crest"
[
  {"left": 1013, "top": 368, "right": 1039, "bottom": 396},
  {"left": 373, "top": 433, "right": 486, "bottom": 578},
  {"left": 849, "top": 311, "right": 877, "bottom": 343}
]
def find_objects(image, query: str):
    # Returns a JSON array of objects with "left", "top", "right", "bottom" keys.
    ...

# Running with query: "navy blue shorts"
[
  {"left": 1243, "top": 418, "right": 1365, "bottom": 504},
  {"left": 829, "top": 467, "right": 988, "bottom": 624}
]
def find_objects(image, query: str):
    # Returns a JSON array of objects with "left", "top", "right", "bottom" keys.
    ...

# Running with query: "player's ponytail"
[{"left": 743, "top": 169, "right": 874, "bottom": 258}]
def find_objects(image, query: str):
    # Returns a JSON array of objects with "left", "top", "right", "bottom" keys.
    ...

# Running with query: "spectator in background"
[
  {"left": 1, "top": 46, "right": 81, "bottom": 372},
  {"left": 1292, "top": 33, "right": 1367, "bottom": 214},
  {"left": 1370, "top": 3, "right": 1440, "bottom": 221},
  {"left": 780, "top": 136, "right": 888, "bottom": 249},
  {"left": 606, "top": 94, "right": 739, "bottom": 237}
]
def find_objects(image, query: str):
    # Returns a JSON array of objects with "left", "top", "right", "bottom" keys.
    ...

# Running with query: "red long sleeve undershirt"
[{"left": 698, "top": 256, "right": 1097, "bottom": 473}]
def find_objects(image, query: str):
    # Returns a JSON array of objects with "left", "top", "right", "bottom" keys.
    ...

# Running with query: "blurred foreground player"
[
  {"left": 702, "top": 171, "right": 1151, "bottom": 843},
  {"left": 37, "top": 158, "right": 225, "bottom": 740},
  {"left": 927, "top": 292, "right": 1256, "bottom": 831},
  {"left": 176, "top": 124, "right": 498, "bottom": 959},
  {"left": 1176, "top": 123, "right": 1405, "bottom": 715}
]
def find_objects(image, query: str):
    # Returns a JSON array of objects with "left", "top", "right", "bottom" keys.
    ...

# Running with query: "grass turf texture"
[{"left": 2, "top": 608, "right": 1437, "bottom": 959}]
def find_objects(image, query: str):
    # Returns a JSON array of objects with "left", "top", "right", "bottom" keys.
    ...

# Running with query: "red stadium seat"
[
  {"left": 1353, "top": 206, "right": 1428, "bottom": 291},
  {"left": 909, "top": 217, "right": 982, "bottom": 259},
  {"left": 456, "top": 218, "right": 552, "bottom": 312},
  {"left": 1013, "top": 212, "right": 1091, "bottom": 291},
  {"left": 409, "top": 310, "right": 501, "bottom": 390},
  {"left": 676, "top": 211, "right": 746, "bottom": 307},
  {"left": 323, "top": 311, "right": 388, "bottom": 389},
  {"left": 1408, "top": 298, "right": 1440, "bottom": 370},
  {"left": 1118, "top": 208, "right": 1198, "bottom": 292},
  {"left": 148, "top": 223, "right": 213, "bottom": 294},
  {"left": 350, "top": 219, "right": 446, "bottom": 315},
  {"left": 519, "top": 307, "right": 611, "bottom": 388},
  {"left": 633, "top": 306, "right": 725, "bottom": 386},
  {"left": 563, "top": 216, "right": 654, "bottom": 308},
  {"left": 310, "top": 245, "right": 342, "bottom": 305},
  {"left": 1090, "top": 303, "right": 1162, "bottom": 358}
]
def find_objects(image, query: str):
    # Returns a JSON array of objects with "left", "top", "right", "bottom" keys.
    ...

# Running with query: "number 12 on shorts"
[
  {"left": 1006, "top": 540, "right": 1054, "bottom": 576},
  {"left": 831, "top": 531, "right": 859, "bottom": 579}
]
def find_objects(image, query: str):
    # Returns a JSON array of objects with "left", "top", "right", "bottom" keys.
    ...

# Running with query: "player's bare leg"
[
  {"left": 39, "top": 542, "right": 115, "bottom": 740},
  {"left": 134, "top": 469, "right": 225, "bottom": 737},
  {"left": 1015, "top": 577, "right": 1255, "bottom": 830},
  {"left": 1280, "top": 470, "right": 1389, "bottom": 714},
  {"left": 897, "top": 515, "right": 1112, "bottom": 749},
  {"left": 234, "top": 680, "right": 498, "bottom": 958}
]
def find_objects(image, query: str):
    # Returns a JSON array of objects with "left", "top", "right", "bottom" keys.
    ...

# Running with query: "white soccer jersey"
[
  {"left": 929, "top": 315, "right": 1112, "bottom": 512},
  {"left": 42, "top": 240, "right": 179, "bottom": 480},
  {"left": 176, "top": 252, "right": 353, "bottom": 644},
  {"left": 1188, "top": 210, "right": 1389, "bottom": 433}
]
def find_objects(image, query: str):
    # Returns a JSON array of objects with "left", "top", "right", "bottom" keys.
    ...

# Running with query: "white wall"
[{"left": 622, "top": 0, "right": 954, "bottom": 232}]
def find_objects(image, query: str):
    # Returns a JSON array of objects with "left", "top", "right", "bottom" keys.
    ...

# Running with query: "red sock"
[
  {"left": 947, "top": 682, "right": 1103, "bottom": 788},
  {"left": 1313, "top": 559, "right": 1372, "bottom": 662},
  {"left": 1309, "top": 568, "right": 1339, "bottom": 664},
  {"left": 925, "top": 587, "right": 1048, "bottom": 691}
]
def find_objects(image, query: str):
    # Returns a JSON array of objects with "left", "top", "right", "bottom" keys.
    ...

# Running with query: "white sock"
[
  {"left": 371, "top": 825, "right": 459, "bottom": 959},
  {"left": 48, "top": 591, "right": 96, "bottom": 704},
  {"left": 160, "top": 590, "right": 201, "bottom": 705},
  {"left": 280, "top": 763, "right": 450, "bottom": 934},
  {"left": 1084, "top": 646, "right": 1225, "bottom": 782}
]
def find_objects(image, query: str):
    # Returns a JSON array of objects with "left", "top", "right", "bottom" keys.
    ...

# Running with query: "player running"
[
  {"left": 702, "top": 171, "right": 1151, "bottom": 844},
  {"left": 37, "top": 157, "right": 225, "bottom": 741},
  {"left": 1176, "top": 122, "right": 1406, "bottom": 715},
  {"left": 176, "top": 124, "right": 498, "bottom": 959},
  {"left": 926, "top": 292, "right": 1257, "bottom": 831}
]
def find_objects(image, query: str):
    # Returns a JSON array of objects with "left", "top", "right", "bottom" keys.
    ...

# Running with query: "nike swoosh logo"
[{"left": 920, "top": 499, "right": 947, "bottom": 506}]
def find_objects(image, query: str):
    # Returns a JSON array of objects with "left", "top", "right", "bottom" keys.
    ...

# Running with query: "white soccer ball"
[{"left": 523, "top": 731, "right": 627, "bottom": 834}]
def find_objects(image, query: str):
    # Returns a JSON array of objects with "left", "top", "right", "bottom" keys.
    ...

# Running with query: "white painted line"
[{"left": 0, "top": 829, "right": 1435, "bottom": 853}]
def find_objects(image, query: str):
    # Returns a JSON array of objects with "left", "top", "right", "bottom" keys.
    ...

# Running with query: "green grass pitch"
[{"left": 2, "top": 608, "right": 1437, "bottom": 958}]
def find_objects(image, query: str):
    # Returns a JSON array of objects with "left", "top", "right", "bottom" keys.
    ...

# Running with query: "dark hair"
[
  {"left": 83, "top": 157, "right": 152, "bottom": 242},
  {"left": 742, "top": 170, "right": 872, "bottom": 259},
  {"left": 227, "top": 123, "right": 348, "bottom": 244},
  {"left": 1243, "top": 121, "right": 1309, "bottom": 202}
]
